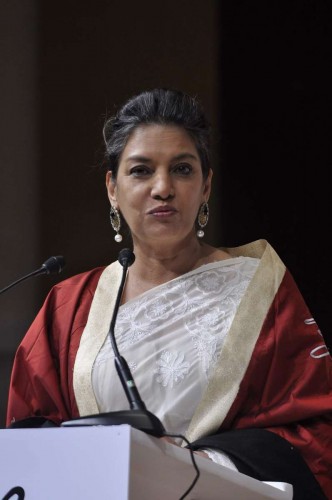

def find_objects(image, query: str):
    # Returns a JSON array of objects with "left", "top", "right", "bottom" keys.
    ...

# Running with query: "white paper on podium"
[{"left": 0, "top": 425, "right": 293, "bottom": 499}]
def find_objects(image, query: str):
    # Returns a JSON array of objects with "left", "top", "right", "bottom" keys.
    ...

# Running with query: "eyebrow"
[{"left": 125, "top": 153, "right": 199, "bottom": 164}]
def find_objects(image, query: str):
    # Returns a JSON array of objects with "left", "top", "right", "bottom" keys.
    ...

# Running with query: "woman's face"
[{"left": 106, "top": 124, "right": 212, "bottom": 249}]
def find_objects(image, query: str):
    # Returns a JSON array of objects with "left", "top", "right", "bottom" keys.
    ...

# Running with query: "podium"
[{"left": 0, "top": 425, "right": 293, "bottom": 499}]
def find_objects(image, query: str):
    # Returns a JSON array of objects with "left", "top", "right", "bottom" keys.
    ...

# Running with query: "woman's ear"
[
  {"left": 106, "top": 171, "right": 118, "bottom": 206},
  {"left": 203, "top": 168, "right": 213, "bottom": 200}
]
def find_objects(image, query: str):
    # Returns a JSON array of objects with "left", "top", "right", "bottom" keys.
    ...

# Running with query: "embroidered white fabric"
[{"left": 92, "top": 257, "right": 259, "bottom": 442}]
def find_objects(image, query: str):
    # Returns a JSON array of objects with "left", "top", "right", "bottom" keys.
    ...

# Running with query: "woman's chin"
[{"left": 136, "top": 228, "right": 197, "bottom": 247}]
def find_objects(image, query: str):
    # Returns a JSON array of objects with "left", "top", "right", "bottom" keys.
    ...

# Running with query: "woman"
[{"left": 6, "top": 89, "right": 332, "bottom": 498}]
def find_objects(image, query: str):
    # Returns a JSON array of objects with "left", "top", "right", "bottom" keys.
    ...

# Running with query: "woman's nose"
[{"left": 151, "top": 172, "right": 174, "bottom": 200}]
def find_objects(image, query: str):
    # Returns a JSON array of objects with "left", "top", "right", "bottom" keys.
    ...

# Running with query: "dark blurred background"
[{"left": 0, "top": 0, "right": 331, "bottom": 427}]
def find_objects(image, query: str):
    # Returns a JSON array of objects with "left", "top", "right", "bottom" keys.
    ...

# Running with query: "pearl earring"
[
  {"left": 110, "top": 205, "right": 122, "bottom": 243},
  {"left": 197, "top": 202, "right": 209, "bottom": 238}
]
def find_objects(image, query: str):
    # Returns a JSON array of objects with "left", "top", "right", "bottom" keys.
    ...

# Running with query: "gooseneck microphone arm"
[
  {"left": 0, "top": 256, "right": 66, "bottom": 295},
  {"left": 109, "top": 249, "right": 147, "bottom": 411}
]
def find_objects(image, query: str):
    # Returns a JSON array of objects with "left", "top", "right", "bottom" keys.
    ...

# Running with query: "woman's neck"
[
  {"left": 133, "top": 240, "right": 204, "bottom": 282},
  {"left": 120, "top": 237, "right": 230, "bottom": 303}
]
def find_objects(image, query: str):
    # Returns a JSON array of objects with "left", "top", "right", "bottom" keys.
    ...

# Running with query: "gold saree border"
[
  {"left": 73, "top": 261, "right": 122, "bottom": 416},
  {"left": 185, "top": 239, "right": 286, "bottom": 442}
]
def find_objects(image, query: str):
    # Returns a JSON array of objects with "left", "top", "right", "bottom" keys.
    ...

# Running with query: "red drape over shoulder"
[
  {"left": 222, "top": 270, "right": 332, "bottom": 497},
  {"left": 6, "top": 267, "right": 104, "bottom": 426}
]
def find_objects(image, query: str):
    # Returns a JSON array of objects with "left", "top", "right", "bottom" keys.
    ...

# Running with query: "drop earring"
[
  {"left": 110, "top": 205, "right": 122, "bottom": 243},
  {"left": 197, "top": 202, "right": 209, "bottom": 238}
]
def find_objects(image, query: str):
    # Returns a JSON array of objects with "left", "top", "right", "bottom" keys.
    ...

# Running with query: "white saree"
[
  {"left": 73, "top": 240, "right": 287, "bottom": 469},
  {"left": 90, "top": 257, "right": 259, "bottom": 435}
]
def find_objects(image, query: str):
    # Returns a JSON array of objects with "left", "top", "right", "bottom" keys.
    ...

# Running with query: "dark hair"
[{"left": 103, "top": 88, "right": 211, "bottom": 179}]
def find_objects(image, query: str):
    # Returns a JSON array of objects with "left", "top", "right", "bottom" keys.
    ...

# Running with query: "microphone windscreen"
[
  {"left": 118, "top": 248, "right": 135, "bottom": 268},
  {"left": 41, "top": 256, "right": 66, "bottom": 275}
]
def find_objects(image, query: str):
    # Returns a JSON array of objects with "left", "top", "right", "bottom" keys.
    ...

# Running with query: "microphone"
[
  {"left": 0, "top": 256, "right": 66, "bottom": 295},
  {"left": 109, "top": 249, "right": 147, "bottom": 410},
  {"left": 62, "top": 248, "right": 165, "bottom": 437}
]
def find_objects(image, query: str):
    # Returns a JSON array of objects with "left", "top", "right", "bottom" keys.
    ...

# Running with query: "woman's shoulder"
[
  {"left": 54, "top": 266, "right": 106, "bottom": 289},
  {"left": 203, "top": 239, "right": 272, "bottom": 263},
  {"left": 200, "top": 244, "right": 234, "bottom": 265},
  {"left": 218, "top": 239, "right": 278, "bottom": 260},
  {"left": 44, "top": 266, "right": 109, "bottom": 306}
]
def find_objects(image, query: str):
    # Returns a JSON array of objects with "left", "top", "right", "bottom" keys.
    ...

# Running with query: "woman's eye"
[
  {"left": 129, "top": 166, "right": 151, "bottom": 176},
  {"left": 174, "top": 163, "right": 192, "bottom": 175}
]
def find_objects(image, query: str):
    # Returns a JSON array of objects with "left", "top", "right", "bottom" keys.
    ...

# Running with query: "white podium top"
[{"left": 0, "top": 425, "right": 293, "bottom": 499}]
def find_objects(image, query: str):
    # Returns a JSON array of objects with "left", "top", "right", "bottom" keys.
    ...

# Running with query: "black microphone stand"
[
  {"left": 62, "top": 249, "right": 165, "bottom": 437},
  {"left": 0, "top": 256, "right": 66, "bottom": 296}
]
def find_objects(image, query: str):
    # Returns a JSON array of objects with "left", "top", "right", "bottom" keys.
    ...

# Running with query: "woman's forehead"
[{"left": 121, "top": 123, "right": 199, "bottom": 159}]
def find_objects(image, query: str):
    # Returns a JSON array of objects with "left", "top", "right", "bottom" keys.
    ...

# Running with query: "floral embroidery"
[
  {"left": 155, "top": 351, "right": 190, "bottom": 388},
  {"left": 195, "top": 271, "right": 224, "bottom": 293},
  {"left": 185, "top": 277, "right": 251, "bottom": 374},
  {"left": 144, "top": 295, "right": 173, "bottom": 322},
  {"left": 116, "top": 299, "right": 153, "bottom": 345}
]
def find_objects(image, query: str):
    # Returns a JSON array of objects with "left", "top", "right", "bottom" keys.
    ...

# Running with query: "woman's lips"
[{"left": 147, "top": 205, "right": 177, "bottom": 216}]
